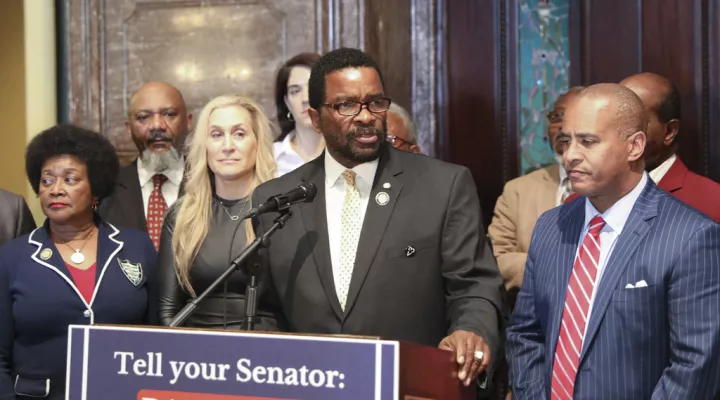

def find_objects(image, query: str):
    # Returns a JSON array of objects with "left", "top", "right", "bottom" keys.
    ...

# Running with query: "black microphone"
[{"left": 245, "top": 181, "right": 317, "bottom": 218}]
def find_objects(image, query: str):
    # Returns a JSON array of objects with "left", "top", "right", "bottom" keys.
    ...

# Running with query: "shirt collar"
[
  {"left": 137, "top": 154, "right": 185, "bottom": 187},
  {"left": 324, "top": 150, "right": 379, "bottom": 189},
  {"left": 559, "top": 164, "right": 568, "bottom": 183},
  {"left": 584, "top": 172, "right": 648, "bottom": 235},
  {"left": 554, "top": 154, "right": 568, "bottom": 182},
  {"left": 276, "top": 131, "right": 297, "bottom": 158},
  {"left": 648, "top": 154, "right": 677, "bottom": 183}
]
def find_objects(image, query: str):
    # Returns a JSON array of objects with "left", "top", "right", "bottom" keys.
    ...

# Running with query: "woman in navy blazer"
[{"left": 0, "top": 124, "right": 158, "bottom": 399}]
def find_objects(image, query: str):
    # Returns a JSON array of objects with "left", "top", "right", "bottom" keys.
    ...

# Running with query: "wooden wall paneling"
[
  {"left": 62, "top": 0, "right": 102, "bottom": 131},
  {"left": 570, "top": 0, "right": 720, "bottom": 182},
  {"left": 705, "top": 0, "right": 720, "bottom": 182},
  {"left": 504, "top": 0, "right": 519, "bottom": 183},
  {"left": 641, "top": 0, "right": 705, "bottom": 175},
  {"left": 364, "top": 0, "right": 413, "bottom": 117},
  {"left": 328, "top": 0, "right": 365, "bottom": 50},
  {"left": 409, "top": 0, "right": 440, "bottom": 157},
  {"left": 365, "top": 0, "right": 439, "bottom": 156},
  {"left": 444, "top": 0, "right": 518, "bottom": 226},
  {"left": 569, "top": 0, "right": 642, "bottom": 86},
  {"left": 436, "top": 0, "right": 448, "bottom": 160},
  {"left": 567, "top": 0, "right": 583, "bottom": 86}
]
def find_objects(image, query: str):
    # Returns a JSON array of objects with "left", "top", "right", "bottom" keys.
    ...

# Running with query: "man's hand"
[{"left": 439, "top": 330, "right": 491, "bottom": 387}]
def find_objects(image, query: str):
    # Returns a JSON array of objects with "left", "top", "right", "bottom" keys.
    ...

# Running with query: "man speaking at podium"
[{"left": 252, "top": 48, "right": 505, "bottom": 391}]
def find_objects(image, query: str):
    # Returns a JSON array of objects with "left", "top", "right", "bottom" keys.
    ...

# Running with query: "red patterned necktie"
[
  {"left": 146, "top": 174, "right": 168, "bottom": 250},
  {"left": 551, "top": 216, "right": 606, "bottom": 400}
]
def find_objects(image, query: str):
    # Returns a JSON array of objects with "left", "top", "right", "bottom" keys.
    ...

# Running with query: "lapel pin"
[
  {"left": 375, "top": 192, "right": 390, "bottom": 206},
  {"left": 40, "top": 248, "right": 53, "bottom": 260},
  {"left": 383, "top": 182, "right": 391, "bottom": 189},
  {"left": 405, "top": 245, "right": 416, "bottom": 257}
]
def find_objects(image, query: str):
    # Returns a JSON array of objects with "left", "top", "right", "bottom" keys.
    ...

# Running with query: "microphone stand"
[{"left": 168, "top": 209, "right": 293, "bottom": 329}]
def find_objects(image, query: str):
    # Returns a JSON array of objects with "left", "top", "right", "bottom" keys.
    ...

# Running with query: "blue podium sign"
[{"left": 66, "top": 325, "right": 398, "bottom": 400}]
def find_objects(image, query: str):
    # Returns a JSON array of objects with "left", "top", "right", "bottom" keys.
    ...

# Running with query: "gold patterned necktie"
[{"left": 337, "top": 170, "right": 361, "bottom": 311}]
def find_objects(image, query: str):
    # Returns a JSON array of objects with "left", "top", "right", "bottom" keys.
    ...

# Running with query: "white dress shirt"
[
  {"left": 556, "top": 162, "right": 570, "bottom": 206},
  {"left": 324, "top": 151, "right": 379, "bottom": 296},
  {"left": 580, "top": 172, "right": 648, "bottom": 333},
  {"left": 274, "top": 132, "right": 305, "bottom": 178},
  {"left": 136, "top": 156, "right": 184, "bottom": 218},
  {"left": 648, "top": 154, "right": 677, "bottom": 184}
]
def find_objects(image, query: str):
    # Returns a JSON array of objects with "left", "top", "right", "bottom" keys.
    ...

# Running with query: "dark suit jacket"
[
  {"left": 98, "top": 161, "right": 147, "bottom": 232},
  {"left": 507, "top": 179, "right": 720, "bottom": 399},
  {"left": 252, "top": 146, "right": 505, "bottom": 370},
  {"left": 98, "top": 161, "right": 186, "bottom": 232},
  {"left": 657, "top": 157, "right": 720, "bottom": 222},
  {"left": 0, "top": 189, "right": 36, "bottom": 245},
  {"left": 0, "top": 220, "right": 157, "bottom": 399}
]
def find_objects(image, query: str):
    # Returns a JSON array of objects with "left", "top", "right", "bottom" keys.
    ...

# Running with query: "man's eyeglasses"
[
  {"left": 386, "top": 134, "right": 415, "bottom": 148},
  {"left": 546, "top": 111, "right": 564, "bottom": 124},
  {"left": 322, "top": 97, "right": 392, "bottom": 117}
]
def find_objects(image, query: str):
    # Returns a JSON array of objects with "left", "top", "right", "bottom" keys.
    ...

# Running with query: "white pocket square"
[{"left": 625, "top": 280, "right": 648, "bottom": 289}]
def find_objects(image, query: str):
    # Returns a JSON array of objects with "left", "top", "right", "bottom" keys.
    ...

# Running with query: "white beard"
[
  {"left": 555, "top": 153, "right": 564, "bottom": 166},
  {"left": 140, "top": 148, "right": 181, "bottom": 173}
]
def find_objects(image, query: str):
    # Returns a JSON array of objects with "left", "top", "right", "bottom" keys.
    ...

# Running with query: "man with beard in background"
[
  {"left": 252, "top": 48, "right": 505, "bottom": 396},
  {"left": 99, "top": 81, "right": 193, "bottom": 250}
]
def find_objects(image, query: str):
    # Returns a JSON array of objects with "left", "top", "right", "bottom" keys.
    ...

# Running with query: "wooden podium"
[{"left": 65, "top": 325, "right": 475, "bottom": 400}]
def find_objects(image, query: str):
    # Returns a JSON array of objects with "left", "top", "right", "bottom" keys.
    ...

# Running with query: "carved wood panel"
[{"left": 570, "top": 0, "right": 720, "bottom": 182}]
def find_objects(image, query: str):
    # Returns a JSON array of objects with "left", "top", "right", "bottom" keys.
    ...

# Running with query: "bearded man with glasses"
[{"left": 252, "top": 47, "right": 505, "bottom": 397}]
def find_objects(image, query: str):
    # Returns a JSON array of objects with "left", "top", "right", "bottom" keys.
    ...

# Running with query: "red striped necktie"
[{"left": 551, "top": 215, "right": 606, "bottom": 400}]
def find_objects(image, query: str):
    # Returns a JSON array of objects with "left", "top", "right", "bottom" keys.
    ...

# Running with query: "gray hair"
[{"left": 388, "top": 103, "right": 417, "bottom": 143}]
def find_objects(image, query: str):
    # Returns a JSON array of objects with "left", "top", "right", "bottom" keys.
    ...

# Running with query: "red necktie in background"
[
  {"left": 146, "top": 174, "right": 168, "bottom": 250},
  {"left": 564, "top": 192, "right": 581, "bottom": 204}
]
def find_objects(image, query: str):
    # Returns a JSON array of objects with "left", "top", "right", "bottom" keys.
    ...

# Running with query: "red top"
[{"left": 67, "top": 263, "right": 97, "bottom": 304}]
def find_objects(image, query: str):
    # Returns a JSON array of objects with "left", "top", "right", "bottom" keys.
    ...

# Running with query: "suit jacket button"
[{"left": 83, "top": 310, "right": 91, "bottom": 318}]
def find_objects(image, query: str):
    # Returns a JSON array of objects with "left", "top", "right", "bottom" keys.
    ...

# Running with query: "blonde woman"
[{"left": 157, "top": 94, "right": 284, "bottom": 330}]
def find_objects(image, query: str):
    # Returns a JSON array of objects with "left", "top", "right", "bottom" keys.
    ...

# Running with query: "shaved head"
[
  {"left": 620, "top": 72, "right": 681, "bottom": 170},
  {"left": 574, "top": 83, "right": 648, "bottom": 138},
  {"left": 126, "top": 81, "right": 193, "bottom": 169},
  {"left": 561, "top": 85, "right": 586, "bottom": 99},
  {"left": 129, "top": 81, "right": 187, "bottom": 117},
  {"left": 558, "top": 83, "right": 648, "bottom": 212}
]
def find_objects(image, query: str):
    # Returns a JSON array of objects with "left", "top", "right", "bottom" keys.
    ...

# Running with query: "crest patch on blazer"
[{"left": 118, "top": 259, "right": 143, "bottom": 286}]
